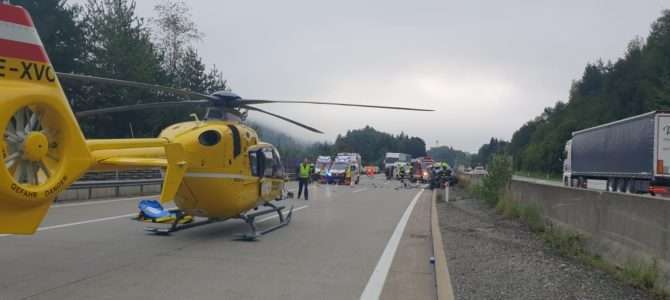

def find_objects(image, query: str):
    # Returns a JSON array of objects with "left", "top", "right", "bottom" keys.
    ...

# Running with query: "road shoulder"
[
  {"left": 380, "top": 189, "right": 437, "bottom": 299},
  {"left": 438, "top": 185, "right": 651, "bottom": 300}
]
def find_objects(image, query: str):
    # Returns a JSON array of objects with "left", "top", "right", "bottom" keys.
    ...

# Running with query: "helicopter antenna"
[{"left": 189, "top": 113, "right": 201, "bottom": 125}]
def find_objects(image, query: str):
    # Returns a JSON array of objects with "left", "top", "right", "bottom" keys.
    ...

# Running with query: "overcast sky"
[{"left": 80, "top": 0, "right": 667, "bottom": 152}]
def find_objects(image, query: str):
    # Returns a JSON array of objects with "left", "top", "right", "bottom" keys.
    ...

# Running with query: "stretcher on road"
[{"left": 136, "top": 200, "right": 194, "bottom": 224}]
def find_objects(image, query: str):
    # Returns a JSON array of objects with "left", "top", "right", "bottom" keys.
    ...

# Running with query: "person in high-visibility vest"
[
  {"left": 346, "top": 165, "right": 353, "bottom": 186},
  {"left": 297, "top": 158, "right": 310, "bottom": 200},
  {"left": 442, "top": 162, "right": 450, "bottom": 169}
]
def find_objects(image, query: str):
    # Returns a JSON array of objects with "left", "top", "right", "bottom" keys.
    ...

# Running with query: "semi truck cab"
[{"left": 562, "top": 139, "right": 572, "bottom": 186}]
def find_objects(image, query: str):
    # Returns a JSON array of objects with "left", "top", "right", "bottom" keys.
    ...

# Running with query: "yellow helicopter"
[{"left": 0, "top": 2, "right": 433, "bottom": 238}]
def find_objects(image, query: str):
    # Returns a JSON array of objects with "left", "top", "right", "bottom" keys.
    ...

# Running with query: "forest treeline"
[
  {"left": 270, "top": 126, "right": 428, "bottom": 167},
  {"left": 473, "top": 9, "right": 670, "bottom": 174}
]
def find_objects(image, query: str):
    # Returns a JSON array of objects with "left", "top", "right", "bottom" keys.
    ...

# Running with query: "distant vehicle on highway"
[
  {"left": 413, "top": 156, "right": 435, "bottom": 182},
  {"left": 383, "top": 152, "right": 411, "bottom": 179},
  {"left": 314, "top": 156, "right": 332, "bottom": 181},
  {"left": 472, "top": 166, "right": 488, "bottom": 175},
  {"left": 326, "top": 153, "right": 361, "bottom": 185},
  {"left": 563, "top": 111, "right": 670, "bottom": 195}
]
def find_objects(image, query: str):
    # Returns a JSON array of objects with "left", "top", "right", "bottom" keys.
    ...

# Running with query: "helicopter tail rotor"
[{"left": 0, "top": 3, "right": 92, "bottom": 234}]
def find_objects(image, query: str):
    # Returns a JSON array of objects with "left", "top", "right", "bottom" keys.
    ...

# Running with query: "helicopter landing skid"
[
  {"left": 235, "top": 202, "right": 294, "bottom": 241},
  {"left": 144, "top": 211, "right": 225, "bottom": 235}
]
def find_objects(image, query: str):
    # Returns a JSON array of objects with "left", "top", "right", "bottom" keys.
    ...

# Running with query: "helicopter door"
[
  {"left": 259, "top": 148, "right": 276, "bottom": 199},
  {"left": 227, "top": 125, "right": 241, "bottom": 157}
]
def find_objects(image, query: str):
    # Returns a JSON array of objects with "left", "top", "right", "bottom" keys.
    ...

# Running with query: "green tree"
[
  {"left": 152, "top": 0, "right": 203, "bottom": 84},
  {"left": 479, "top": 155, "right": 512, "bottom": 206},
  {"left": 428, "top": 146, "right": 471, "bottom": 167},
  {"left": 13, "top": 0, "right": 86, "bottom": 73},
  {"left": 75, "top": 0, "right": 165, "bottom": 138}
]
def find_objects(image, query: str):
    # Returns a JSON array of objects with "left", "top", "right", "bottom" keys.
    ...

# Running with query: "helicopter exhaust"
[{"left": 0, "top": 3, "right": 93, "bottom": 233}]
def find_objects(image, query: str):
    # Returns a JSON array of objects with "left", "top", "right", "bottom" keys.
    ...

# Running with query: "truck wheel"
[
  {"left": 610, "top": 178, "right": 619, "bottom": 192},
  {"left": 578, "top": 177, "right": 586, "bottom": 188},
  {"left": 631, "top": 180, "right": 639, "bottom": 193},
  {"left": 618, "top": 179, "right": 629, "bottom": 193}
]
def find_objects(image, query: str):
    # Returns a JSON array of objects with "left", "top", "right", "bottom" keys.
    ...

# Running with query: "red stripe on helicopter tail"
[
  {"left": 0, "top": 38, "right": 48, "bottom": 63},
  {"left": 0, "top": 4, "right": 34, "bottom": 27}
]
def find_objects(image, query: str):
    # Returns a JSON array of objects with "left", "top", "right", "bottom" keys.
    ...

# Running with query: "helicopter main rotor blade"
[
  {"left": 57, "top": 72, "right": 217, "bottom": 100},
  {"left": 243, "top": 105, "right": 324, "bottom": 134},
  {"left": 241, "top": 99, "right": 434, "bottom": 111},
  {"left": 75, "top": 100, "right": 211, "bottom": 117}
]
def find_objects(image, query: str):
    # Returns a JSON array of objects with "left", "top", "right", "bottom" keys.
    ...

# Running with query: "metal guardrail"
[
  {"left": 65, "top": 178, "right": 163, "bottom": 199},
  {"left": 79, "top": 169, "right": 162, "bottom": 181}
]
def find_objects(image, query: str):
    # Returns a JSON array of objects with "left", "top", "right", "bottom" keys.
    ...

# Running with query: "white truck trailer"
[{"left": 563, "top": 111, "right": 670, "bottom": 195}]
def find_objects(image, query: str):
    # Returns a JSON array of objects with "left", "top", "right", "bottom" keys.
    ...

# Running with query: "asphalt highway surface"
[{"left": 0, "top": 176, "right": 435, "bottom": 299}]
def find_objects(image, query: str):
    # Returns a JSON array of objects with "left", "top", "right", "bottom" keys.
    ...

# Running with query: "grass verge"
[{"left": 514, "top": 170, "right": 562, "bottom": 182}]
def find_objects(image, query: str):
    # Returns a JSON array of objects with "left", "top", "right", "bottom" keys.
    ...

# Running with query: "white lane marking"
[
  {"left": 34, "top": 213, "right": 137, "bottom": 232},
  {"left": 360, "top": 189, "right": 424, "bottom": 300},
  {"left": 0, "top": 207, "right": 176, "bottom": 237},
  {"left": 52, "top": 196, "right": 156, "bottom": 208},
  {"left": 352, "top": 188, "right": 368, "bottom": 193},
  {"left": 0, "top": 205, "right": 309, "bottom": 238},
  {"left": 0, "top": 213, "right": 137, "bottom": 237},
  {"left": 257, "top": 205, "right": 308, "bottom": 223}
]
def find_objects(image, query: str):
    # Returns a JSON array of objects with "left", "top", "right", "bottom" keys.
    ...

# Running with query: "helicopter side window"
[
  {"left": 227, "top": 125, "right": 241, "bottom": 157},
  {"left": 262, "top": 148, "right": 274, "bottom": 177},
  {"left": 249, "top": 151, "right": 259, "bottom": 177},
  {"left": 272, "top": 148, "right": 285, "bottom": 178},
  {"left": 199, "top": 130, "right": 221, "bottom": 146}
]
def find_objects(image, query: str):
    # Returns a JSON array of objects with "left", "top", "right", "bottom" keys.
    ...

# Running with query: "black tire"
[
  {"left": 620, "top": 179, "right": 629, "bottom": 193},
  {"left": 629, "top": 180, "right": 639, "bottom": 194}
]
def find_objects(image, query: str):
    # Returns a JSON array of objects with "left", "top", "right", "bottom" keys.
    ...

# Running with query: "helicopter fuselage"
[{"left": 89, "top": 120, "right": 286, "bottom": 219}]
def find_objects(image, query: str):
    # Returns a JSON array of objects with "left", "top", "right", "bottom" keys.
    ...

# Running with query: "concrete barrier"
[{"left": 510, "top": 179, "right": 670, "bottom": 285}]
